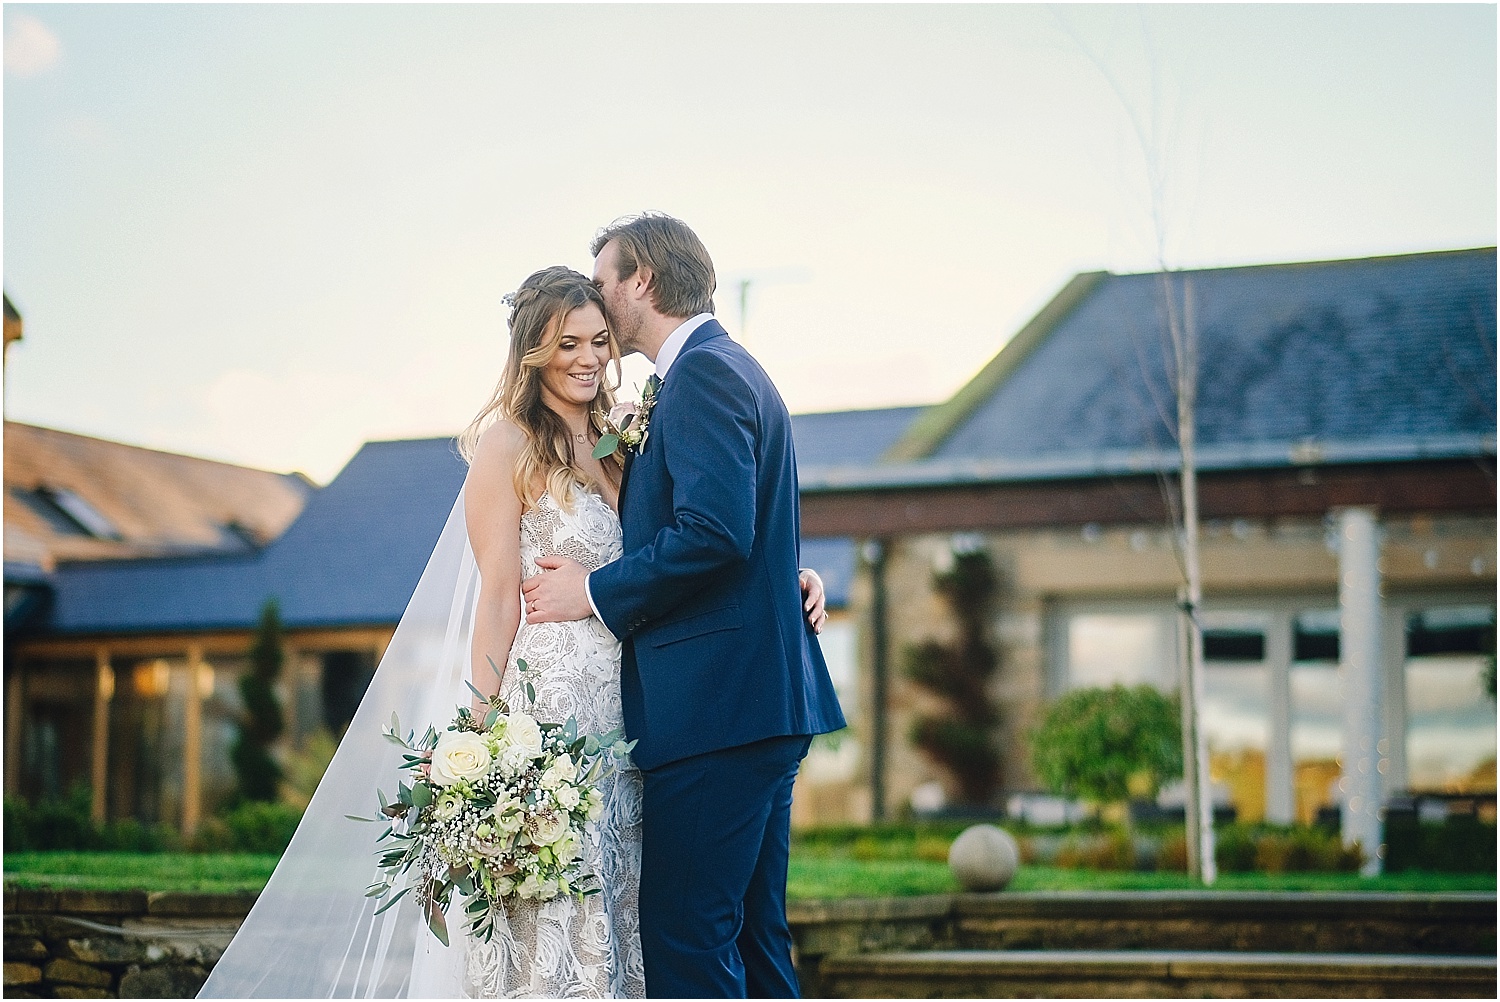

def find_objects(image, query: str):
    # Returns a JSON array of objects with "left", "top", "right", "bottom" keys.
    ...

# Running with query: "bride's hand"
[{"left": 799, "top": 568, "right": 828, "bottom": 634}]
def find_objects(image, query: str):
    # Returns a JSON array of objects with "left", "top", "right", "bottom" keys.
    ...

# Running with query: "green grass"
[
  {"left": 789, "top": 857, "right": 961, "bottom": 899},
  {"left": 786, "top": 858, "right": 1492, "bottom": 899},
  {"left": 5, "top": 852, "right": 1492, "bottom": 898},
  {"left": 3, "top": 852, "right": 279, "bottom": 894}
]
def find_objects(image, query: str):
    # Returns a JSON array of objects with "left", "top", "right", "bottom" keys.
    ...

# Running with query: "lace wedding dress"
[{"left": 462, "top": 488, "right": 645, "bottom": 999}]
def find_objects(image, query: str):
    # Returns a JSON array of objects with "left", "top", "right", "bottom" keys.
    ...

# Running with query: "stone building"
[{"left": 798, "top": 247, "right": 1497, "bottom": 833}]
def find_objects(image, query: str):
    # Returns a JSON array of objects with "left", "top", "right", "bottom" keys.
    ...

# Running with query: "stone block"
[
  {"left": 61, "top": 936, "right": 148, "bottom": 965},
  {"left": 3, "top": 961, "right": 43, "bottom": 986},
  {"left": 948, "top": 825, "right": 1019, "bottom": 892},
  {"left": 146, "top": 892, "right": 256, "bottom": 918},
  {"left": 118, "top": 963, "right": 208, "bottom": 999},
  {"left": 52, "top": 987, "right": 112, "bottom": 999},
  {"left": 4, "top": 889, "right": 58, "bottom": 915},
  {"left": 54, "top": 890, "right": 148, "bottom": 916},
  {"left": 4, "top": 935, "right": 49, "bottom": 961},
  {"left": 43, "top": 958, "right": 113, "bottom": 988}
]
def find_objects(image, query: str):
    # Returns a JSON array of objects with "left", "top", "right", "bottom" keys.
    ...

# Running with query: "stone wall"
[{"left": 3, "top": 889, "right": 250, "bottom": 999}]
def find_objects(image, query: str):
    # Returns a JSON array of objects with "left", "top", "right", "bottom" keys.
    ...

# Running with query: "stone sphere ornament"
[{"left": 948, "top": 823, "right": 1019, "bottom": 891}]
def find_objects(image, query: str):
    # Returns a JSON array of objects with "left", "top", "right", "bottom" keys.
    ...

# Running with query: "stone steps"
[{"left": 817, "top": 949, "right": 1499, "bottom": 998}]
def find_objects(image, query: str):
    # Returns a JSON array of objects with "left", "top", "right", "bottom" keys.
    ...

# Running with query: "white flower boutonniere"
[{"left": 593, "top": 375, "right": 661, "bottom": 460}]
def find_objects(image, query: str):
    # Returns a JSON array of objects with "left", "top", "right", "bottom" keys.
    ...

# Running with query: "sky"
[{"left": 4, "top": 3, "right": 1495, "bottom": 483}]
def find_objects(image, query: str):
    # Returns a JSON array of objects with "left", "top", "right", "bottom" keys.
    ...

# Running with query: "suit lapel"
[{"left": 615, "top": 318, "right": 726, "bottom": 519}]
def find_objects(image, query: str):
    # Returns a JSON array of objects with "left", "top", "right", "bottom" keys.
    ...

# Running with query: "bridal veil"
[{"left": 200, "top": 491, "right": 477, "bottom": 998}]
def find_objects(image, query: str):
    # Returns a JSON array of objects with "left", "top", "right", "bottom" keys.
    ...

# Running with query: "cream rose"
[
  {"left": 554, "top": 784, "right": 581, "bottom": 811},
  {"left": 429, "top": 730, "right": 493, "bottom": 786},
  {"left": 530, "top": 810, "right": 568, "bottom": 846},
  {"left": 541, "top": 753, "right": 577, "bottom": 789},
  {"left": 504, "top": 712, "right": 544, "bottom": 760}
]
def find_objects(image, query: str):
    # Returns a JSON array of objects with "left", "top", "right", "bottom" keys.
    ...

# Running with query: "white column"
[
  {"left": 1337, "top": 507, "right": 1383, "bottom": 876},
  {"left": 1264, "top": 613, "right": 1295, "bottom": 825}
]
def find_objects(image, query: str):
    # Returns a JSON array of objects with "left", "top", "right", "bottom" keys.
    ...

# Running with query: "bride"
[{"left": 200, "top": 266, "right": 825, "bottom": 999}]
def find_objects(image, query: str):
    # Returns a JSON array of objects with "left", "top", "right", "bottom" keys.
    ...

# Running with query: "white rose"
[
  {"left": 430, "top": 730, "right": 493, "bottom": 787},
  {"left": 504, "top": 713, "right": 544, "bottom": 760},
  {"left": 517, "top": 874, "right": 544, "bottom": 900},
  {"left": 586, "top": 788, "right": 605, "bottom": 821},
  {"left": 541, "top": 753, "right": 577, "bottom": 789},
  {"left": 553, "top": 831, "right": 580, "bottom": 864},
  {"left": 554, "top": 784, "right": 581, "bottom": 811},
  {"left": 530, "top": 811, "right": 568, "bottom": 846}
]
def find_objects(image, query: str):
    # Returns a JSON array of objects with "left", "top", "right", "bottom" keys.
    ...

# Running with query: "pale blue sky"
[{"left": 4, "top": 3, "right": 1495, "bottom": 481}]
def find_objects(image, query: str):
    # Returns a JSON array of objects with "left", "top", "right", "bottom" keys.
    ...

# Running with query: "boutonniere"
[{"left": 593, "top": 375, "right": 661, "bottom": 460}]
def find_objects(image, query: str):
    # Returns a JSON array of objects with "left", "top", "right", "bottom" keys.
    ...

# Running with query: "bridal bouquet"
[{"left": 353, "top": 658, "right": 633, "bottom": 945}]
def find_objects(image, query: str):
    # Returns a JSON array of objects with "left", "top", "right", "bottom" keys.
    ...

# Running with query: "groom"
[{"left": 522, "top": 212, "right": 846, "bottom": 997}]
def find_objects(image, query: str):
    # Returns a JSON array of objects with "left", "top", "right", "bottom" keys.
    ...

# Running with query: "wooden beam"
[
  {"left": 183, "top": 645, "right": 205, "bottom": 836},
  {"left": 14, "top": 625, "right": 396, "bottom": 661},
  {"left": 799, "top": 461, "right": 1496, "bottom": 537},
  {"left": 5, "top": 668, "right": 24, "bottom": 795},
  {"left": 92, "top": 648, "right": 113, "bottom": 825}
]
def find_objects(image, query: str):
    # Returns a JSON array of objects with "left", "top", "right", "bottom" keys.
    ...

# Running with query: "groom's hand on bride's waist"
[{"left": 522, "top": 556, "right": 595, "bottom": 624}]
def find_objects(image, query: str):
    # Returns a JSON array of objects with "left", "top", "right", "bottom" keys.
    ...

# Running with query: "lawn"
[
  {"left": 3, "top": 852, "right": 278, "bottom": 894},
  {"left": 5, "top": 852, "right": 1493, "bottom": 898}
]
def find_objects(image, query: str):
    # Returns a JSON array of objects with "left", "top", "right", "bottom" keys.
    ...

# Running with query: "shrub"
[
  {"left": 3, "top": 785, "right": 177, "bottom": 853},
  {"left": 192, "top": 800, "right": 303, "bottom": 854},
  {"left": 1214, "top": 824, "right": 1259, "bottom": 873},
  {"left": 233, "top": 599, "right": 287, "bottom": 803},
  {"left": 1030, "top": 685, "right": 1183, "bottom": 819},
  {"left": 1157, "top": 831, "right": 1189, "bottom": 872},
  {"left": 903, "top": 549, "right": 1003, "bottom": 805}
]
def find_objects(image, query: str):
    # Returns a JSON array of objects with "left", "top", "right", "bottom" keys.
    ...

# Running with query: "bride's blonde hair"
[{"left": 459, "top": 266, "right": 622, "bottom": 510}]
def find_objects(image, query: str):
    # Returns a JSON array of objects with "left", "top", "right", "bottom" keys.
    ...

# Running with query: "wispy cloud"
[{"left": 4, "top": 12, "right": 61, "bottom": 78}]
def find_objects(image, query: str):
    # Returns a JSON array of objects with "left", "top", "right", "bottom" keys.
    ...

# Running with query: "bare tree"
[{"left": 1055, "top": 9, "right": 1217, "bottom": 882}]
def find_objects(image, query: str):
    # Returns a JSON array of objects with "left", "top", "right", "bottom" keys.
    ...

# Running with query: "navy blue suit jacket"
[{"left": 588, "top": 319, "right": 846, "bottom": 770}]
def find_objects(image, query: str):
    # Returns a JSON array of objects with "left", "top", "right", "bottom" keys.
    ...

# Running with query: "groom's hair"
[{"left": 591, "top": 213, "right": 716, "bottom": 318}]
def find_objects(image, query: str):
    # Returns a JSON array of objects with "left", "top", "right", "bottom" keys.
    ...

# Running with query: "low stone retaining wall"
[
  {"left": 5, "top": 887, "right": 1494, "bottom": 998},
  {"left": 3, "top": 889, "right": 252, "bottom": 999},
  {"left": 786, "top": 891, "right": 1497, "bottom": 997}
]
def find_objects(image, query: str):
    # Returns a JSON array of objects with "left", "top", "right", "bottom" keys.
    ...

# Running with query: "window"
[
  {"left": 17, "top": 486, "right": 120, "bottom": 539},
  {"left": 1291, "top": 610, "right": 1341, "bottom": 824},
  {"left": 1405, "top": 606, "right": 1496, "bottom": 794},
  {"left": 1065, "top": 613, "right": 1177, "bottom": 690},
  {"left": 1200, "top": 617, "right": 1269, "bottom": 823}
]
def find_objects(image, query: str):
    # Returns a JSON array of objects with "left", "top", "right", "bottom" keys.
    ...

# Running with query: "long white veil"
[{"left": 200, "top": 491, "right": 478, "bottom": 998}]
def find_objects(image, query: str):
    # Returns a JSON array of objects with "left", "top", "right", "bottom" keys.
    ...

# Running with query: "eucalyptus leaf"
[
  {"left": 427, "top": 898, "right": 450, "bottom": 947},
  {"left": 411, "top": 783, "right": 433, "bottom": 810},
  {"left": 591, "top": 434, "right": 620, "bottom": 460}
]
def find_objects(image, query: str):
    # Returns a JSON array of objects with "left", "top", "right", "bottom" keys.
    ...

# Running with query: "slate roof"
[
  {"left": 31, "top": 406, "right": 893, "bottom": 635},
  {"left": 872, "top": 248, "right": 1496, "bottom": 484},
  {"left": 43, "top": 438, "right": 468, "bottom": 635},
  {"left": 791, "top": 407, "right": 927, "bottom": 468},
  {"left": 790, "top": 407, "right": 927, "bottom": 610}
]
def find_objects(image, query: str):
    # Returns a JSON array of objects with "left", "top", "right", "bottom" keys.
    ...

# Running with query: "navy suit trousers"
[{"left": 638, "top": 735, "right": 811, "bottom": 998}]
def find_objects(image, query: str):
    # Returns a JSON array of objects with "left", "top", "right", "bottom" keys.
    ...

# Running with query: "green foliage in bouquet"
[
  {"left": 902, "top": 548, "right": 1003, "bottom": 805},
  {"left": 353, "top": 657, "right": 635, "bottom": 947},
  {"left": 1030, "top": 684, "right": 1183, "bottom": 812},
  {"left": 232, "top": 599, "right": 286, "bottom": 803}
]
